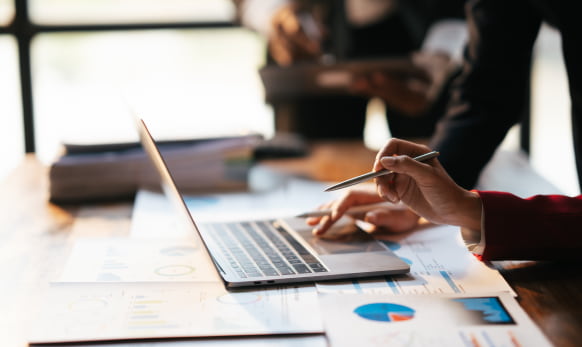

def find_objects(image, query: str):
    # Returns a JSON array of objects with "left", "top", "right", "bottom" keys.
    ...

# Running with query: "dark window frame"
[{"left": 0, "top": 0, "right": 236, "bottom": 153}]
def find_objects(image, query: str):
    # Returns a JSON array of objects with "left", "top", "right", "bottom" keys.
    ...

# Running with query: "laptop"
[{"left": 136, "top": 118, "right": 409, "bottom": 287}]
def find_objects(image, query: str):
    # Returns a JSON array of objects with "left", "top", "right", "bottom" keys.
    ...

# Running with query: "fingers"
[
  {"left": 376, "top": 172, "right": 399, "bottom": 203},
  {"left": 376, "top": 154, "right": 437, "bottom": 201},
  {"left": 374, "top": 138, "right": 432, "bottom": 172},
  {"left": 311, "top": 215, "right": 334, "bottom": 236},
  {"left": 365, "top": 208, "right": 420, "bottom": 233},
  {"left": 372, "top": 138, "right": 440, "bottom": 202},
  {"left": 314, "top": 207, "right": 420, "bottom": 235},
  {"left": 305, "top": 201, "right": 334, "bottom": 226},
  {"left": 269, "top": 7, "right": 321, "bottom": 66},
  {"left": 379, "top": 154, "right": 439, "bottom": 187},
  {"left": 308, "top": 190, "right": 384, "bottom": 236}
]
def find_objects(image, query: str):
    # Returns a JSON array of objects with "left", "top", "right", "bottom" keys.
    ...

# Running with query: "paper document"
[
  {"left": 58, "top": 238, "right": 221, "bottom": 283},
  {"left": 316, "top": 225, "right": 515, "bottom": 296},
  {"left": 29, "top": 282, "right": 323, "bottom": 344},
  {"left": 319, "top": 292, "right": 552, "bottom": 347},
  {"left": 130, "top": 178, "right": 341, "bottom": 238}
]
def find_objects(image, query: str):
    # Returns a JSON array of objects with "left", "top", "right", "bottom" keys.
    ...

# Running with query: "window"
[
  {"left": 0, "top": 0, "right": 14, "bottom": 25},
  {"left": 4, "top": 0, "right": 273, "bottom": 173},
  {"left": 32, "top": 29, "right": 270, "bottom": 162},
  {"left": 0, "top": 35, "right": 24, "bottom": 179},
  {"left": 29, "top": 0, "right": 234, "bottom": 25}
]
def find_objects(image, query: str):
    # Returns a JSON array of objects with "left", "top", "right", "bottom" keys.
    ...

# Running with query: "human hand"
[
  {"left": 307, "top": 188, "right": 421, "bottom": 237},
  {"left": 374, "top": 138, "right": 482, "bottom": 230},
  {"left": 350, "top": 52, "right": 455, "bottom": 116},
  {"left": 268, "top": 4, "right": 324, "bottom": 66}
]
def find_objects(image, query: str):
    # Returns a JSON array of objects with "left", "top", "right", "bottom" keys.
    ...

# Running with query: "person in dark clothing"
[
  {"left": 430, "top": 0, "right": 582, "bottom": 190},
  {"left": 234, "top": 0, "right": 465, "bottom": 140}
]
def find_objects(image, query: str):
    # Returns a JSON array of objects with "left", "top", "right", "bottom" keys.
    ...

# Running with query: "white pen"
[{"left": 296, "top": 201, "right": 406, "bottom": 218}]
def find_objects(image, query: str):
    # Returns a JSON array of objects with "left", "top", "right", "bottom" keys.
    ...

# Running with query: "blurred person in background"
[{"left": 234, "top": 0, "right": 464, "bottom": 140}]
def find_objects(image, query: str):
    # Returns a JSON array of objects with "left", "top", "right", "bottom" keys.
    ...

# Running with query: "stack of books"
[{"left": 48, "top": 134, "right": 262, "bottom": 204}]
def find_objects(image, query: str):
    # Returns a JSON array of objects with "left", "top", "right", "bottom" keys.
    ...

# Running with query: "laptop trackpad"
[{"left": 282, "top": 218, "right": 386, "bottom": 255}]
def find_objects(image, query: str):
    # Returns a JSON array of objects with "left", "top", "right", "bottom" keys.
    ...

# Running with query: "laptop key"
[
  {"left": 310, "top": 267, "right": 327, "bottom": 272},
  {"left": 262, "top": 269, "right": 279, "bottom": 276},
  {"left": 278, "top": 266, "right": 295, "bottom": 275},
  {"left": 292, "top": 264, "right": 311, "bottom": 274}
]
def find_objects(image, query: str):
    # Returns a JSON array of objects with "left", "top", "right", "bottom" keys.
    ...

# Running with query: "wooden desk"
[{"left": 1, "top": 144, "right": 581, "bottom": 347}]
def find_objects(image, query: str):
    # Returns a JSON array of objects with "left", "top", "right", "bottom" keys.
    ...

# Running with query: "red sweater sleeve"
[{"left": 476, "top": 191, "right": 582, "bottom": 261}]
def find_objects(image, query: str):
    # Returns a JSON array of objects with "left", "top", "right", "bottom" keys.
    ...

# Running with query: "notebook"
[{"left": 136, "top": 118, "right": 409, "bottom": 287}]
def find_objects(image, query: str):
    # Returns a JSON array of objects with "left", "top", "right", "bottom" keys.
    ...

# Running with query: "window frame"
[{"left": 1, "top": 0, "right": 236, "bottom": 153}]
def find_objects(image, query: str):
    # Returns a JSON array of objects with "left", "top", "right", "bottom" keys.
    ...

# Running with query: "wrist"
[{"left": 455, "top": 190, "right": 483, "bottom": 231}]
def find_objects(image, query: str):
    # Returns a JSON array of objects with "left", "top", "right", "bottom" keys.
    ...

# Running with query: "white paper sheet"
[
  {"left": 316, "top": 224, "right": 515, "bottom": 296},
  {"left": 130, "top": 177, "right": 341, "bottom": 238},
  {"left": 29, "top": 282, "right": 323, "bottom": 344},
  {"left": 60, "top": 335, "right": 328, "bottom": 347},
  {"left": 318, "top": 292, "right": 552, "bottom": 347},
  {"left": 58, "top": 238, "right": 221, "bottom": 283}
]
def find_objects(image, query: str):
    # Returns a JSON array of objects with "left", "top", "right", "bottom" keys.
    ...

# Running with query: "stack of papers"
[{"left": 48, "top": 134, "right": 261, "bottom": 203}]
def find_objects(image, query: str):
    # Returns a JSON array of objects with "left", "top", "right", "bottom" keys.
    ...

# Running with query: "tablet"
[{"left": 259, "top": 57, "right": 426, "bottom": 101}]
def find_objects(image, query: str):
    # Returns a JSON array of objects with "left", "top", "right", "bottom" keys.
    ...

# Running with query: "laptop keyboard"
[{"left": 205, "top": 220, "right": 327, "bottom": 278}]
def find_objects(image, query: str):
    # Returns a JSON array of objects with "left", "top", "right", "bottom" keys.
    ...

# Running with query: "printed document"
[
  {"left": 29, "top": 282, "right": 323, "bottom": 343},
  {"left": 319, "top": 292, "right": 552, "bottom": 347},
  {"left": 316, "top": 224, "right": 515, "bottom": 296}
]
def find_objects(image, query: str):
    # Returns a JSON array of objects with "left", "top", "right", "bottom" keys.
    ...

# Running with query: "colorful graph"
[
  {"left": 380, "top": 240, "right": 401, "bottom": 251},
  {"left": 399, "top": 257, "right": 413, "bottom": 265},
  {"left": 126, "top": 295, "right": 179, "bottom": 330},
  {"left": 354, "top": 303, "right": 415, "bottom": 322},
  {"left": 452, "top": 297, "right": 514, "bottom": 324}
]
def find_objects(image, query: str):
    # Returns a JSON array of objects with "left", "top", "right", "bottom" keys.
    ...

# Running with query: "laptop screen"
[{"left": 136, "top": 118, "right": 219, "bottom": 270}]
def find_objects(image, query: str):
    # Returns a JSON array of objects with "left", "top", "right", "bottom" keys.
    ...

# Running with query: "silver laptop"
[{"left": 137, "top": 118, "right": 409, "bottom": 287}]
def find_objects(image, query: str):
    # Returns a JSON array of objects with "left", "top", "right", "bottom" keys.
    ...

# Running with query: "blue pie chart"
[{"left": 354, "top": 303, "right": 415, "bottom": 322}]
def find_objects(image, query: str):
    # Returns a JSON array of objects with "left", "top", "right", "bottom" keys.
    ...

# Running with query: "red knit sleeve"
[{"left": 475, "top": 191, "right": 582, "bottom": 261}]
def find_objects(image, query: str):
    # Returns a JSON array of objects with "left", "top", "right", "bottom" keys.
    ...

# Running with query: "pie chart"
[{"left": 354, "top": 303, "right": 415, "bottom": 322}]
